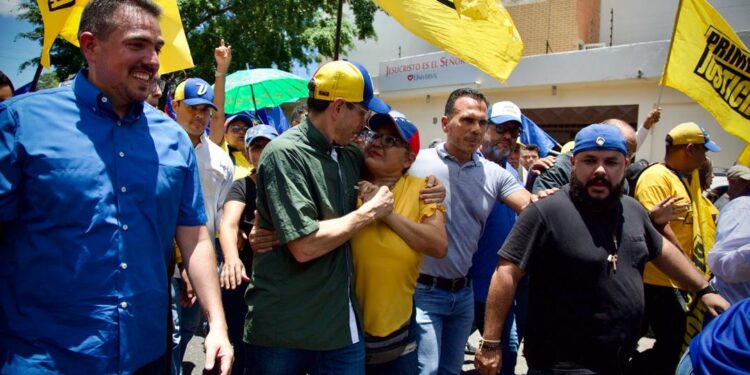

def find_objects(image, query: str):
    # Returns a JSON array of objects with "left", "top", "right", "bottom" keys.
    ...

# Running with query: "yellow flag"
[
  {"left": 372, "top": 0, "right": 523, "bottom": 83},
  {"left": 738, "top": 144, "right": 750, "bottom": 167},
  {"left": 37, "top": 0, "right": 193, "bottom": 74},
  {"left": 36, "top": 0, "right": 79, "bottom": 69},
  {"left": 661, "top": 0, "right": 750, "bottom": 144}
]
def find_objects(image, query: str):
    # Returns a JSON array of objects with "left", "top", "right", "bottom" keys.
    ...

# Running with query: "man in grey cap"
[{"left": 708, "top": 165, "right": 750, "bottom": 304}]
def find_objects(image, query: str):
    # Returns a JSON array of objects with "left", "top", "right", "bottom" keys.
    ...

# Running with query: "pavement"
[{"left": 182, "top": 330, "right": 654, "bottom": 374}]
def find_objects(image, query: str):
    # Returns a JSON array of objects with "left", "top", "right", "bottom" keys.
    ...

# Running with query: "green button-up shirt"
[{"left": 246, "top": 119, "right": 363, "bottom": 350}]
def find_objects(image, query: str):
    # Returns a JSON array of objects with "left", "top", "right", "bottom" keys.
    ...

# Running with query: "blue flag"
[
  {"left": 520, "top": 114, "right": 558, "bottom": 157},
  {"left": 226, "top": 106, "right": 290, "bottom": 135}
]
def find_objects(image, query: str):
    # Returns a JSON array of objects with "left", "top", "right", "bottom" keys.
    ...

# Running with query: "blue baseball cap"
[
  {"left": 173, "top": 78, "right": 217, "bottom": 110},
  {"left": 369, "top": 110, "right": 421, "bottom": 155},
  {"left": 309, "top": 60, "right": 390, "bottom": 114},
  {"left": 224, "top": 113, "right": 255, "bottom": 129},
  {"left": 244, "top": 124, "right": 279, "bottom": 149},
  {"left": 573, "top": 124, "right": 628, "bottom": 156}
]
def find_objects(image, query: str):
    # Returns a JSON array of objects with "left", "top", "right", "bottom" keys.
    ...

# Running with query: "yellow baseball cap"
[
  {"left": 667, "top": 122, "right": 720, "bottom": 152},
  {"left": 309, "top": 60, "right": 390, "bottom": 114}
]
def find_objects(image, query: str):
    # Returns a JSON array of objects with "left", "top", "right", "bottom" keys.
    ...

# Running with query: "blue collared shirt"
[{"left": 0, "top": 71, "right": 207, "bottom": 373}]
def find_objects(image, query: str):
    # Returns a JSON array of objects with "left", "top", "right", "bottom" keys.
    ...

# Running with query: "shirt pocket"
[
  {"left": 623, "top": 234, "right": 650, "bottom": 271},
  {"left": 25, "top": 157, "right": 107, "bottom": 219}
]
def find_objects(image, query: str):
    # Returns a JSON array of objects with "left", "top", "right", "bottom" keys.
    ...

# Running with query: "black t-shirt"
[
  {"left": 500, "top": 185, "right": 662, "bottom": 374},
  {"left": 225, "top": 176, "right": 257, "bottom": 265}
]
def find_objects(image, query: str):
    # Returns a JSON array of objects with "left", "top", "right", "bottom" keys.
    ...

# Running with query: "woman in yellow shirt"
[{"left": 352, "top": 111, "right": 447, "bottom": 374}]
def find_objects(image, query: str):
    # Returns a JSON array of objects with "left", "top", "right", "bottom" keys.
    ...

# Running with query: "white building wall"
[{"left": 342, "top": 1, "right": 750, "bottom": 169}]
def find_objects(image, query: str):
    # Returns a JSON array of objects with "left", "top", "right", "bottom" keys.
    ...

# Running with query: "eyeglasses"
[
  {"left": 229, "top": 125, "right": 249, "bottom": 134},
  {"left": 366, "top": 131, "right": 407, "bottom": 149},
  {"left": 345, "top": 102, "right": 373, "bottom": 123},
  {"left": 494, "top": 124, "right": 520, "bottom": 138}
]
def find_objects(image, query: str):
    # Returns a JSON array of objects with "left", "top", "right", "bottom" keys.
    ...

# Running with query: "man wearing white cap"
[
  {"left": 471, "top": 100, "right": 526, "bottom": 375},
  {"left": 708, "top": 165, "right": 750, "bottom": 304}
]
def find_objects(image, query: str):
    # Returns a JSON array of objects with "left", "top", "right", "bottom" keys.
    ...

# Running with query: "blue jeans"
[
  {"left": 170, "top": 278, "right": 182, "bottom": 375},
  {"left": 365, "top": 311, "right": 419, "bottom": 375},
  {"left": 243, "top": 341, "right": 365, "bottom": 375},
  {"left": 414, "top": 282, "right": 475, "bottom": 375}
]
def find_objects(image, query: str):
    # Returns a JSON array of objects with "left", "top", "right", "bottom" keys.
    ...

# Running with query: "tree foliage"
[{"left": 14, "top": 0, "right": 379, "bottom": 85}]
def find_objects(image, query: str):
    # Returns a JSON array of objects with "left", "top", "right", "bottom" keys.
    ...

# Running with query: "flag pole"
[
  {"left": 656, "top": 0, "right": 684, "bottom": 109},
  {"left": 29, "top": 64, "right": 44, "bottom": 92},
  {"left": 334, "top": 0, "right": 344, "bottom": 60}
]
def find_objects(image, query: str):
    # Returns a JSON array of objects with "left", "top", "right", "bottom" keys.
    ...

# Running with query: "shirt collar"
[
  {"left": 436, "top": 142, "right": 480, "bottom": 167},
  {"left": 300, "top": 118, "right": 335, "bottom": 155},
  {"left": 73, "top": 69, "right": 144, "bottom": 124}
]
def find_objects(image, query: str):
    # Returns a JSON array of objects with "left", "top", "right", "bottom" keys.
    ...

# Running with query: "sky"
[{"left": 0, "top": 0, "right": 40, "bottom": 88}]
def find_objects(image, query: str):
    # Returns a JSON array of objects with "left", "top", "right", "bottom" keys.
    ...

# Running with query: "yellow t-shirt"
[
  {"left": 220, "top": 139, "right": 253, "bottom": 180},
  {"left": 351, "top": 175, "right": 445, "bottom": 337},
  {"left": 635, "top": 164, "right": 693, "bottom": 288}
]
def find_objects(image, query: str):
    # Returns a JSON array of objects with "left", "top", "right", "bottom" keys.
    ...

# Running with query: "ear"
[
  {"left": 79, "top": 32, "right": 98, "bottom": 63},
  {"left": 403, "top": 150, "right": 416, "bottom": 170},
  {"left": 441, "top": 115, "right": 449, "bottom": 133},
  {"left": 570, "top": 154, "right": 576, "bottom": 167},
  {"left": 330, "top": 98, "right": 346, "bottom": 121}
]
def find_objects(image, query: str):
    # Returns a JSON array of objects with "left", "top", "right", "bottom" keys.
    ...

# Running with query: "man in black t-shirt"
[{"left": 474, "top": 124, "right": 729, "bottom": 375}]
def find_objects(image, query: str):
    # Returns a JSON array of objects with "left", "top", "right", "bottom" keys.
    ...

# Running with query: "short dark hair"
[
  {"left": 523, "top": 144, "right": 540, "bottom": 154},
  {"left": 0, "top": 70, "right": 14, "bottom": 95},
  {"left": 307, "top": 97, "right": 331, "bottom": 114},
  {"left": 78, "top": 0, "right": 162, "bottom": 41},
  {"left": 291, "top": 104, "right": 308, "bottom": 123},
  {"left": 444, "top": 88, "right": 488, "bottom": 117}
]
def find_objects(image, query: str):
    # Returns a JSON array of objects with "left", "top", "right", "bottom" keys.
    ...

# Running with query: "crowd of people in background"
[{"left": 1, "top": 1, "right": 750, "bottom": 375}]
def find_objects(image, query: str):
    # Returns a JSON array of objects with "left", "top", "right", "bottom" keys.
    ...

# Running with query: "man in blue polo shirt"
[{"left": 0, "top": 0, "right": 232, "bottom": 373}]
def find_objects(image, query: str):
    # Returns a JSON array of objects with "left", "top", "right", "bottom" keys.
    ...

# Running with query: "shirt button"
[
  {"left": 119, "top": 151, "right": 125, "bottom": 157},
  {"left": 121, "top": 186, "right": 127, "bottom": 193},
  {"left": 102, "top": 97, "right": 108, "bottom": 103},
  {"left": 120, "top": 301, "right": 128, "bottom": 309},
  {"left": 122, "top": 224, "right": 129, "bottom": 231},
  {"left": 120, "top": 262, "right": 128, "bottom": 270},
  {"left": 116, "top": 121, "right": 122, "bottom": 126}
]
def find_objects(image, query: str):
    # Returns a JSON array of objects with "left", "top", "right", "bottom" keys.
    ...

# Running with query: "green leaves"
[{"left": 14, "top": 0, "right": 378, "bottom": 85}]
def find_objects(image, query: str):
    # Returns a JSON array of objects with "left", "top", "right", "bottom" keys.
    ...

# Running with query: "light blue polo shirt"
[{"left": 409, "top": 143, "right": 522, "bottom": 279}]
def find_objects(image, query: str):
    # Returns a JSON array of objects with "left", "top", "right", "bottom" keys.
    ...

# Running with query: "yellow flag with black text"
[
  {"left": 37, "top": 0, "right": 78, "bottom": 69},
  {"left": 661, "top": 0, "right": 750, "bottom": 144},
  {"left": 36, "top": 0, "right": 193, "bottom": 74},
  {"left": 372, "top": 0, "right": 523, "bottom": 83}
]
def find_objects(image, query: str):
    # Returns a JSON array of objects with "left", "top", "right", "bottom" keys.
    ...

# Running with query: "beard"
[
  {"left": 481, "top": 144, "right": 510, "bottom": 163},
  {"left": 569, "top": 173, "right": 624, "bottom": 211}
]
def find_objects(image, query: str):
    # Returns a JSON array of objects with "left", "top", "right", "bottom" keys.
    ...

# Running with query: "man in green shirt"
[{"left": 246, "top": 60, "right": 394, "bottom": 374}]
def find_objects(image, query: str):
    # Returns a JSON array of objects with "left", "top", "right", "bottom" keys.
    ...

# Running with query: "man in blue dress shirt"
[{"left": 0, "top": 0, "right": 233, "bottom": 374}]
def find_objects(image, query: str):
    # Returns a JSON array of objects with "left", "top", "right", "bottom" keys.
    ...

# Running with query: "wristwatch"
[{"left": 696, "top": 284, "right": 719, "bottom": 299}]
